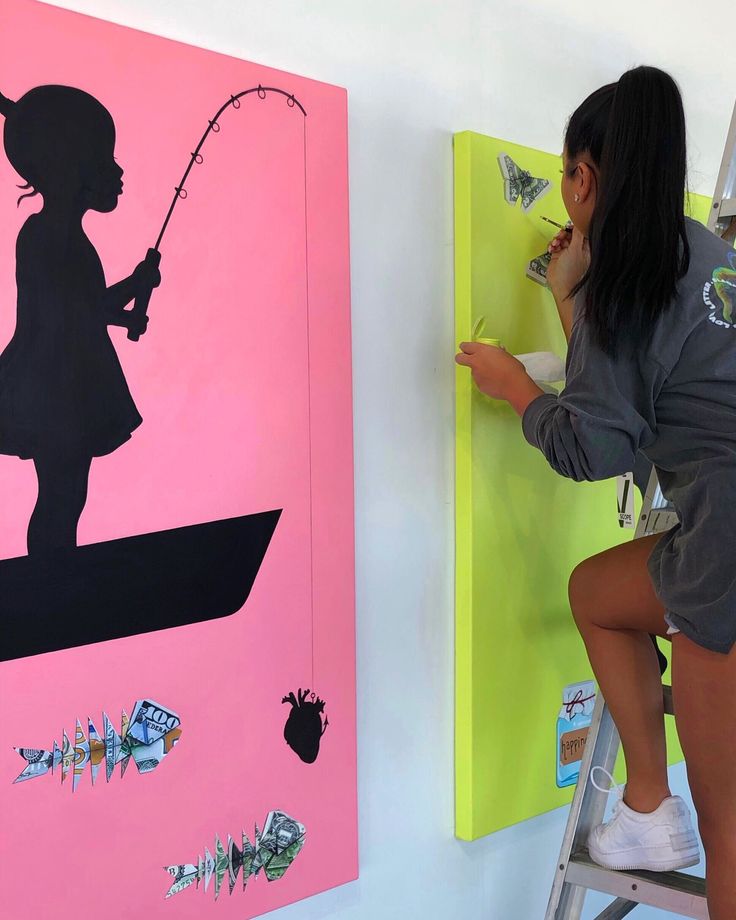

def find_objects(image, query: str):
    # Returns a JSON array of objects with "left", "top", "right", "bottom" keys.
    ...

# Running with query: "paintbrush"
[{"left": 541, "top": 215, "right": 573, "bottom": 231}]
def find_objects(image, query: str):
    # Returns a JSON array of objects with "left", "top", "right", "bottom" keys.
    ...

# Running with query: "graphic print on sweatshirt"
[{"left": 703, "top": 249, "right": 736, "bottom": 327}]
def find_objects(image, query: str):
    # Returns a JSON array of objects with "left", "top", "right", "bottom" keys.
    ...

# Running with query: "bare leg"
[
  {"left": 672, "top": 634, "right": 736, "bottom": 920},
  {"left": 568, "top": 533, "right": 673, "bottom": 813},
  {"left": 28, "top": 453, "right": 92, "bottom": 555}
]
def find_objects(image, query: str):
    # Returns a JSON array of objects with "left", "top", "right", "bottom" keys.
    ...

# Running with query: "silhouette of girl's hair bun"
[
  {"left": 0, "top": 91, "right": 16, "bottom": 117},
  {"left": 2, "top": 84, "right": 115, "bottom": 204}
]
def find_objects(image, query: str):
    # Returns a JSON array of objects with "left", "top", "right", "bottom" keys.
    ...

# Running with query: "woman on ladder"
[{"left": 456, "top": 65, "right": 736, "bottom": 919}]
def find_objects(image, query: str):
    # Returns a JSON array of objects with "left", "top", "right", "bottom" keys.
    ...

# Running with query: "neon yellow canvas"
[{"left": 454, "top": 130, "right": 712, "bottom": 841}]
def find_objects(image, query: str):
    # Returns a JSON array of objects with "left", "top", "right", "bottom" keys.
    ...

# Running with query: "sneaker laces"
[{"left": 590, "top": 765, "right": 625, "bottom": 815}]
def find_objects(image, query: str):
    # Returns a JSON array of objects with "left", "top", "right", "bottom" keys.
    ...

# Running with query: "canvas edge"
[{"left": 453, "top": 130, "right": 477, "bottom": 841}]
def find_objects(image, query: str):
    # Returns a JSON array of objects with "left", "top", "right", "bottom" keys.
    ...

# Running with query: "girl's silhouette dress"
[{"left": 0, "top": 214, "right": 142, "bottom": 460}]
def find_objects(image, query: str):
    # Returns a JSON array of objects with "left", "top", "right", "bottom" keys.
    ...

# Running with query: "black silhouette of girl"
[{"left": 0, "top": 85, "right": 160, "bottom": 555}]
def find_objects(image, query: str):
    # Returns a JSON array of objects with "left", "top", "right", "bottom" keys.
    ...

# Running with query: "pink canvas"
[{"left": 0, "top": 1, "right": 356, "bottom": 916}]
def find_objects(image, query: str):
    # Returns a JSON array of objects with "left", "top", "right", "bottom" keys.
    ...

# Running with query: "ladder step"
[
  {"left": 567, "top": 849, "right": 707, "bottom": 919},
  {"left": 717, "top": 196, "right": 736, "bottom": 219},
  {"left": 642, "top": 508, "right": 679, "bottom": 536}
]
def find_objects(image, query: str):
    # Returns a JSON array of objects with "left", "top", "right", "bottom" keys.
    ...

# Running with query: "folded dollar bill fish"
[
  {"left": 13, "top": 699, "right": 181, "bottom": 791},
  {"left": 164, "top": 811, "right": 306, "bottom": 900}
]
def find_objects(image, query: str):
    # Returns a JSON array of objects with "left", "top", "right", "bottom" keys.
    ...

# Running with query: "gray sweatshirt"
[{"left": 522, "top": 217, "right": 736, "bottom": 653}]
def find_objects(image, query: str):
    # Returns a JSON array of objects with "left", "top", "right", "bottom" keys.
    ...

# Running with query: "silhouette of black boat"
[{"left": 0, "top": 509, "right": 281, "bottom": 661}]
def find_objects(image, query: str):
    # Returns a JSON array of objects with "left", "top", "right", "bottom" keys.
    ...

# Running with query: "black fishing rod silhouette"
[{"left": 128, "top": 84, "right": 307, "bottom": 341}]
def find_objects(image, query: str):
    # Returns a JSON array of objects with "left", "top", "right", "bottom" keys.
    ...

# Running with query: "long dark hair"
[{"left": 565, "top": 66, "right": 690, "bottom": 357}]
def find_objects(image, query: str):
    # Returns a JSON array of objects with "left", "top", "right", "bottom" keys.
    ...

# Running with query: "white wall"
[{"left": 48, "top": 2, "right": 733, "bottom": 917}]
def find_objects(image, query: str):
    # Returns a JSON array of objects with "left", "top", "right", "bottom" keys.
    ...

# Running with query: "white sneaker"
[{"left": 587, "top": 766, "right": 701, "bottom": 872}]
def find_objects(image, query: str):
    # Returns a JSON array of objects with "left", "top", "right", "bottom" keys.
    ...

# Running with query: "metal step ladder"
[
  {"left": 707, "top": 99, "right": 736, "bottom": 241},
  {"left": 543, "top": 466, "right": 706, "bottom": 919},
  {"left": 544, "top": 97, "right": 736, "bottom": 920}
]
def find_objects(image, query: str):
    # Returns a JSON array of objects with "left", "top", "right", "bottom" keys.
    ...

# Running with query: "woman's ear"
[{"left": 576, "top": 161, "right": 597, "bottom": 204}]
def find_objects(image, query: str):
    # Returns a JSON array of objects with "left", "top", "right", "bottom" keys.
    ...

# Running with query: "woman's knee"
[{"left": 568, "top": 558, "right": 597, "bottom": 624}]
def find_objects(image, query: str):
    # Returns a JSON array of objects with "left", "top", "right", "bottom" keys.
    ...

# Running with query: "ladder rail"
[
  {"left": 592, "top": 899, "right": 638, "bottom": 919},
  {"left": 545, "top": 694, "right": 621, "bottom": 919},
  {"left": 707, "top": 99, "right": 736, "bottom": 234}
]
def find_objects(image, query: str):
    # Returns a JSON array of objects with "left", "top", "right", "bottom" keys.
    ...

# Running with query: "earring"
[{"left": 574, "top": 194, "right": 580, "bottom": 202}]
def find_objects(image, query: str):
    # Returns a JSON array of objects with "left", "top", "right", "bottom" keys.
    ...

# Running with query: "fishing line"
[{"left": 137, "top": 84, "right": 318, "bottom": 690}]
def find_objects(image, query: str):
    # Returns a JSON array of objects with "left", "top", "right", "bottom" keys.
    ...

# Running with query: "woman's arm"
[
  {"left": 520, "top": 319, "right": 665, "bottom": 482},
  {"left": 551, "top": 290, "right": 575, "bottom": 342},
  {"left": 546, "top": 227, "right": 589, "bottom": 342}
]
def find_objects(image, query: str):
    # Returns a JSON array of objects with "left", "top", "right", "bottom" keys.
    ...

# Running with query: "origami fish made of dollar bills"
[
  {"left": 13, "top": 698, "right": 181, "bottom": 791},
  {"left": 164, "top": 810, "right": 306, "bottom": 900}
]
